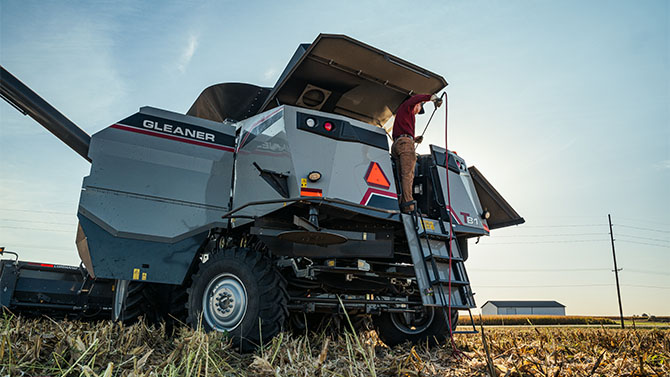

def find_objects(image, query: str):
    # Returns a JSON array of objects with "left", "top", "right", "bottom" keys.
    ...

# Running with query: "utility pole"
[{"left": 608, "top": 214, "right": 624, "bottom": 329}]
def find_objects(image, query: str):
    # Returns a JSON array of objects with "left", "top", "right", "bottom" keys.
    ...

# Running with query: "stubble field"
[{"left": 1, "top": 314, "right": 668, "bottom": 376}]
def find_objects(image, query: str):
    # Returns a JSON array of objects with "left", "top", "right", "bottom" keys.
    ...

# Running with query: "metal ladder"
[{"left": 401, "top": 209, "right": 478, "bottom": 334}]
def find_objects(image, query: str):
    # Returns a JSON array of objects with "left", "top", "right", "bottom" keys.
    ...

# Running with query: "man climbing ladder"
[{"left": 391, "top": 93, "right": 443, "bottom": 213}]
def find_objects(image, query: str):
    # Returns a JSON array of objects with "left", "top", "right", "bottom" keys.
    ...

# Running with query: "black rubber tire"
[
  {"left": 186, "top": 247, "right": 288, "bottom": 351},
  {"left": 374, "top": 308, "right": 458, "bottom": 347},
  {"left": 118, "top": 282, "right": 162, "bottom": 324}
]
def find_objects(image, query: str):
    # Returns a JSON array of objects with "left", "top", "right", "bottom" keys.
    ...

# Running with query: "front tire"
[
  {"left": 186, "top": 247, "right": 287, "bottom": 351},
  {"left": 375, "top": 307, "right": 458, "bottom": 347}
]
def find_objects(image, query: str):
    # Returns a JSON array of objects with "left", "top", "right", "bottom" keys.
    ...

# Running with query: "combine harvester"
[{"left": 0, "top": 34, "right": 523, "bottom": 349}]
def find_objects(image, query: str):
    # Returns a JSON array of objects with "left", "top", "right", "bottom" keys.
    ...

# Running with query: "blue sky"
[{"left": 1, "top": 1, "right": 668, "bottom": 316}]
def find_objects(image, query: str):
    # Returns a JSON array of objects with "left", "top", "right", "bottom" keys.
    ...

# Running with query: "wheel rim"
[
  {"left": 390, "top": 307, "right": 435, "bottom": 334},
  {"left": 202, "top": 273, "right": 248, "bottom": 332}
]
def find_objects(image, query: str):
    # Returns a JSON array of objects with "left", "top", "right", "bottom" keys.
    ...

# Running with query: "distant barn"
[{"left": 481, "top": 300, "right": 566, "bottom": 316}]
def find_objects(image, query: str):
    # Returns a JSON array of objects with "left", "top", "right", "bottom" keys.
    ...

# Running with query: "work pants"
[{"left": 391, "top": 137, "right": 416, "bottom": 211}]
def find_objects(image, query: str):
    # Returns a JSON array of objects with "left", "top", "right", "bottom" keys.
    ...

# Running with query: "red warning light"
[
  {"left": 323, "top": 122, "right": 334, "bottom": 131},
  {"left": 364, "top": 161, "right": 391, "bottom": 189}
]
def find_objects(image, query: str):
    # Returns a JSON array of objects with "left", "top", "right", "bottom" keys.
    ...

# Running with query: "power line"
[
  {"left": 625, "top": 269, "right": 670, "bottom": 277},
  {"left": 617, "top": 234, "right": 670, "bottom": 243},
  {"left": 470, "top": 268, "right": 609, "bottom": 272},
  {"left": 470, "top": 268, "right": 670, "bottom": 276},
  {"left": 476, "top": 284, "right": 670, "bottom": 290},
  {"left": 477, "top": 284, "right": 612, "bottom": 288},
  {"left": 0, "top": 218, "right": 77, "bottom": 226},
  {"left": 615, "top": 224, "right": 670, "bottom": 234},
  {"left": 615, "top": 217, "right": 670, "bottom": 228},
  {"left": 478, "top": 239, "right": 608, "bottom": 245},
  {"left": 0, "top": 244, "right": 75, "bottom": 252},
  {"left": 0, "top": 226, "right": 72, "bottom": 233},
  {"left": 0, "top": 208, "right": 73, "bottom": 216},
  {"left": 624, "top": 285, "right": 670, "bottom": 290},
  {"left": 494, "top": 232, "right": 607, "bottom": 238},
  {"left": 616, "top": 240, "right": 670, "bottom": 248},
  {"left": 515, "top": 224, "right": 607, "bottom": 228}
]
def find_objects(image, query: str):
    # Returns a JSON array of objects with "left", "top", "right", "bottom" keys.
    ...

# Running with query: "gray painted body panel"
[
  {"left": 232, "top": 105, "right": 397, "bottom": 225},
  {"left": 430, "top": 145, "right": 489, "bottom": 234},
  {"left": 78, "top": 107, "right": 235, "bottom": 282},
  {"left": 80, "top": 106, "right": 234, "bottom": 242},
  {"left": 78, "top": 215, "right": 205, "bottom": 284}
]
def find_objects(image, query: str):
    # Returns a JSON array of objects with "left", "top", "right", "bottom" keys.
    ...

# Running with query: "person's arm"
[{"left": 404, "top": 94, "right": 432, "bottom": 108}]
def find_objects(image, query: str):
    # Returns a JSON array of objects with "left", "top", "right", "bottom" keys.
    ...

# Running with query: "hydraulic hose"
[{"left": 442, "top": 92, "right": 465, "bottom": 357}]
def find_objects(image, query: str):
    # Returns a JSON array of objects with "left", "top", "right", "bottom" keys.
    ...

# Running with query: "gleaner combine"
[{"left": 0, "top": 34, "right": 523, "bottom": 349}]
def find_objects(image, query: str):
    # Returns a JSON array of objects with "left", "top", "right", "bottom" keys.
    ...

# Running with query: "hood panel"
[{"left": 260, "top": 34, "right": 447, "bottom": 126}]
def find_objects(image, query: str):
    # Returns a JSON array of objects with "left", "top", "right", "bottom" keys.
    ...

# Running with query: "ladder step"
[
  {"left": 418, "top": 237, "right": 467, "bottom": 261},
  {"left": 426, "top": 254, "right": 464, "bottom": 263},
  {"left": 430, "top": 278, "right": 470, "bottom": 286},
  {"left": 418, "top": 230, "right": 451, "bottom": 241}
]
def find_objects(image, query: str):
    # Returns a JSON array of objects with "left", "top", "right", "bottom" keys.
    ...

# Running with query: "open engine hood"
[{"left": 259, "top": 34, "right": 447, "bottom": 126}]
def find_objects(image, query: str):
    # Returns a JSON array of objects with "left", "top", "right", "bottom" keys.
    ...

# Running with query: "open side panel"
[
  {"left": 260, "top": 34, "right": 447, "bottom": 126},
  {"left": 468, "top": 166, "right": 525, "bottom": 229}
]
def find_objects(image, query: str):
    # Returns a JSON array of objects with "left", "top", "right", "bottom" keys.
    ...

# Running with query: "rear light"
[
  {"left": 323, "top": 121, "right": 334, "bottom": 131},
  {"left": 308, "top": 171, "right": 322, "bottom": 182}
]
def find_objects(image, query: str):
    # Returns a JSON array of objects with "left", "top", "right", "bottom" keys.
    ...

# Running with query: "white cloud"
[
  {"left": 263, "top": 67, "right": 278, "bottom": 84},
  {"left": 653, "top": 160, "right": 670, "bottom": 170},
  {"left": 178, "top": 34, "right": 199, "bottom": 73}
]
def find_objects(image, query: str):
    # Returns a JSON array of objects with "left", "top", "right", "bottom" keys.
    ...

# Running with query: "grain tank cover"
[{"left": 259, "top": 34, "right": 448, "bottom": 127}]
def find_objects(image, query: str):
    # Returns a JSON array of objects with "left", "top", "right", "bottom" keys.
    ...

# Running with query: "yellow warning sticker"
[
  {"left": 422, "top": 220, "right": 435, "bottom": 231},
  {"left": 142, "top": 272, "right": 147, "bottom": 281},
  {"left": 301, "top": 178, "right": 307, "bottom": 188},
  {"left": 133, "top": 268, "right": 140, "bottom": 280}
]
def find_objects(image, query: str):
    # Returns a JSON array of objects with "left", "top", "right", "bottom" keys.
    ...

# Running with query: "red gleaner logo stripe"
[
  {"left": 111, "top": 124, "right": 235, "bottom": 152},
  {"left": 300, "top": 188, "right": 322, "bottom": 197},
  {"left": 360, "top": 188, "right": 398, "bottom": 205},
  {"left": 364, "top": 161, "right": 391, "bottom": 189}
]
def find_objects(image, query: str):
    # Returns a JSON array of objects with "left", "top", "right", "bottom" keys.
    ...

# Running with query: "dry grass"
[
  {"left": 457, "top": 315, "right": 618, "bottom": 326},
  {"left": 1, "top": 313, "right": 668, "bottom": 376}
]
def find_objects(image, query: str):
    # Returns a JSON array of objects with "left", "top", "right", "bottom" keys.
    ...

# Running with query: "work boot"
[{"left": 400, "top": 201, "right": 415, "bottom": 213}]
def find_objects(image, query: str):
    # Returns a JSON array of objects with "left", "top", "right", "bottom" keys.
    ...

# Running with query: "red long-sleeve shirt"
[{"left": 391, "top": 94, "right": 432, "bottom": 139}]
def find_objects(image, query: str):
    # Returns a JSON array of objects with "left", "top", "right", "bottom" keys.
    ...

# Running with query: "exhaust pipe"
[{"left": 1, "top": 65, "right": 91, "bottom": 162}]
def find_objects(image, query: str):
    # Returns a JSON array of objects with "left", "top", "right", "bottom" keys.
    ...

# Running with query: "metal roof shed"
[{"left": 481, "top": 300, "right": 566, "bottom": 316}]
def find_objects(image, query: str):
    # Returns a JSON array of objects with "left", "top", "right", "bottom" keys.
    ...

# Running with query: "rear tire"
[
  {"left": 374, "top": 307, "right": 458, "bottom": 347},
  {"left": 186, "top": 247, "right": 287, "bottom": 351}
]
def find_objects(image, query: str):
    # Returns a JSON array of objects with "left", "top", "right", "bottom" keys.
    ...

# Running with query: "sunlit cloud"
[
  {"left": 263, "top": 67, "right": 278, "bottom": 84},
  {"left": 653, "top": 160, "right": 670, "bottom": 170},
  {"left": 178, "top": 34, "right": 199, "bottom": 73}
]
